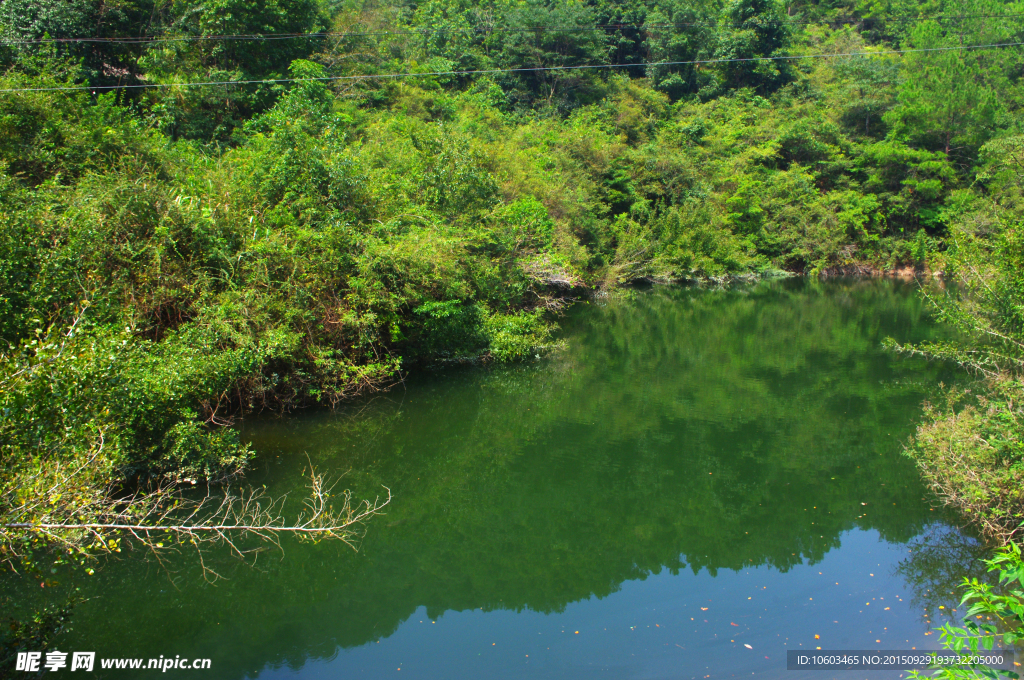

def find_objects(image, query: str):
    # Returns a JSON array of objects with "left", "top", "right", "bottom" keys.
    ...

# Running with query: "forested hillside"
[{"left": 2, "top": 0, "right": 1024, "bottom": 626}]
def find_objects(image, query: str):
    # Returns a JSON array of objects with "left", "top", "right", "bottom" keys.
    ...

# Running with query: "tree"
[
  {"left": 0, "top": 0, "right": 94, "bottom": 64},
  {"left": 889, "top": 219, "right": 1024, "bottom": 378},
  {"left": 140, "top": 0, "right": 330, "bottom": 140},
  {"left": 884, "top": 0, "right": 1022, "bottom": 162},
  {"left": 714, "top": 0, "right": 793, "bottom": 95},
  {"left": 644, "top": 0, "right": 720, "bottom": 100},
  {"left": 830, "top": 29, "right": 899, "bottom": 136},
  {"left": 484, "top": 0, "right": 610, "bottom": 109},
  {"left": 0, "top": 0, "right": 163, "bottom": 88}
]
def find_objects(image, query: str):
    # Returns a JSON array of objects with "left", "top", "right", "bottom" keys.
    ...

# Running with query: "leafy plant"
[{"left": 909, "top": 542, "right": 1024, "bottom": 679}]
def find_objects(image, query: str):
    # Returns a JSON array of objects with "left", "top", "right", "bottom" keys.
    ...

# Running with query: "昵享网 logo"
[{"left": 14, "top": 651, "right": 211, "bottom": 672}]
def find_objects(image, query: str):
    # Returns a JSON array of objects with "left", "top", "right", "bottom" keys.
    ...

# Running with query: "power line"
[
  {"left": 2, "top": 13, "right": 1023, "bottom": 46},
  {"left": 3, "top": 23, "right": 637, "bottom": 45},
  {"left": 1, "top": 40, "right": 1021, "bottom": 94}
]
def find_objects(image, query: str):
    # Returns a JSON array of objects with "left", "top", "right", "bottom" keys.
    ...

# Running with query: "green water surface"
[{"left": 50, "top": 278, "right": 978, "bottom": 679}]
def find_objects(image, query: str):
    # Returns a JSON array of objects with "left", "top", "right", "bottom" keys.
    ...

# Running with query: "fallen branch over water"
[{"left": 1, "top": 455, "right": 390, "bottom": 580}]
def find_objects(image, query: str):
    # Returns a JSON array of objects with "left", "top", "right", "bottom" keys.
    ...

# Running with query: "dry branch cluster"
[{"left": 1, "top": 441, "right": 389, "bottom": 580}]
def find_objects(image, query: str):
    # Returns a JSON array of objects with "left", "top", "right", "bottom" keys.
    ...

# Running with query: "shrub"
[
  {"left": 909, "top": 542, "right": 1023, "bottom": 679},
  {"left": 910, "top": 380, "right": 1024, "bottom": 544},
  {"left": 483, "top": 309, "right": 554, "bottom": 362}
]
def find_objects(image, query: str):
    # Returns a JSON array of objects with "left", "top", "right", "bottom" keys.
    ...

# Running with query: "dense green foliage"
[
  {"left": 909, "top": 542, "right": 1023, "bottom": 679},
  {"left": 0, "top": 600, "right": 75, "bottom": 677},
  {"left": 3, "top": 0, "right": 1024, "bottom": 587},
  {"left": 910, "top": 380, "right": 1024, "bottom": 545},
  {"left": 897, "top": 151, "right": 1024, "bottom": 544}
]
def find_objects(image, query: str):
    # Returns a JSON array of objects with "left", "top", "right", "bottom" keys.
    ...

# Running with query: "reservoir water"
[{"left": 52, "top": 278, "right": 982, "bottom": 679}]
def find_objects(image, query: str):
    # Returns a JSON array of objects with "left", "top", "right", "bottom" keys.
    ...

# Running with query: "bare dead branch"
[{"left": 1, "top": 456, "right": 391, "bottom": 580}]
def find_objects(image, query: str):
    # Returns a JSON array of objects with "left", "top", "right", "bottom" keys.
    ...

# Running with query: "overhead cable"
[
  {"left": 1, "top": 40, "right": 1021, "bottom": 94},
  {"left": 2, "top": 12, "right": 1023, "bottom": 46}
]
